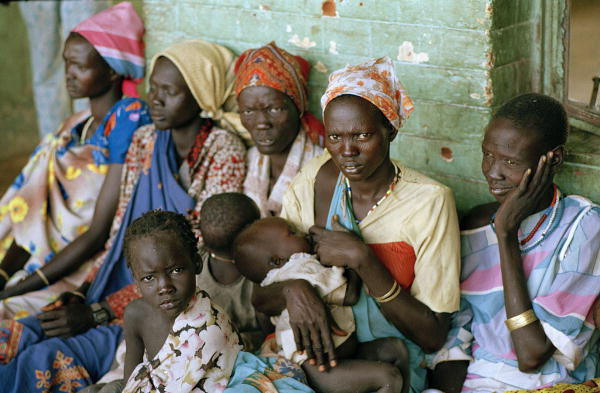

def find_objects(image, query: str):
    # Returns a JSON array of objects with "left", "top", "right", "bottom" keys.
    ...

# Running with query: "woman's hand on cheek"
[
  {"left": 494, "top": 151, "right": 554, "bottom": 236},
  {"left": 309, "top": 216, "right": 372, "bottom": 271},
  {"left": 284, "top": 280, "right": 346, "bottom": 371}
]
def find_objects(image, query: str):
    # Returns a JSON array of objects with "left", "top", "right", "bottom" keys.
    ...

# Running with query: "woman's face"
[
  {"left": 148, "top": 57, "right": 200, "bottom": 131},
  {"left": 324, "top": 95, "right": 396, "bottom": 183},
  {"left": 481, "top": 117, "right": 546, "bottom": 203},
  {"left": 63, "top": 33, "right": 113, "bottom": 99},
  {"left": 238, "top": 86, "right": 300, "bottom": 155}
]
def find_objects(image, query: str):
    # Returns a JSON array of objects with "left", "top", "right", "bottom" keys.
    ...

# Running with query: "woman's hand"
[
  {"left": 494, "top": 151, "right": 554, "bottom": 236},
  {"left": 37, "top": 300, "right": 95, "bottom": 338},
  {"left": 309, "top": 215, "right": 373, "bottom": 271},
  {"left": 284, "top": 279, "right": 347, "bottom": 371}
]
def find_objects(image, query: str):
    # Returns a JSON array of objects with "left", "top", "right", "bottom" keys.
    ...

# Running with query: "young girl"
[
  {"left": 0, "top": 1, "right": 150, "bottom": 318},
  {"left": 122, "top": 210, "right": 241, "bottom": 393}
]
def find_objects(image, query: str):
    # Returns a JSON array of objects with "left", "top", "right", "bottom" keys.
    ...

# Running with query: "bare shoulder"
[
  {"left": 461, "top": 202, "right": 498, "bottom": 230},
  {"left": 124, "top": 298, "right": 151, "bottom": 330},
  {"left": 314, "top": 159, "right": 338, "bottom": 227}
]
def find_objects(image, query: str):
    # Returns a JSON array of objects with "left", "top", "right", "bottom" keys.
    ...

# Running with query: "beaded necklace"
[
  {"left": 491, "top": 184, "right": 561, "bottom": 252},
  {"left": 344, "top": 163, "right": 400, "bottom": 224}
]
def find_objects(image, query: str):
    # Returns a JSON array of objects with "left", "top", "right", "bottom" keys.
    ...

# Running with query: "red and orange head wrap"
[{"left": 235, "top": 42, "right": 324, "bottom": 145}]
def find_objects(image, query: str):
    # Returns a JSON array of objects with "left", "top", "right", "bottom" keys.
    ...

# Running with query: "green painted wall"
[{"left": 0, "top": 2, "right": 38, "bottom": 159}]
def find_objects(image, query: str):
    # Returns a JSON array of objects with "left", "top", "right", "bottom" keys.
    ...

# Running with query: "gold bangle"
[
  {"left": 378, "top": 283, "right": 402, "bottom": 303},
  {"left": 71, "top": 291, "right": 86, "bottom": 300},
  {"left": 35, "top": 269, "right": 50, "bottom": 286},
  {"left": 505, "top": 309, "right": 538, "bottom": 331},
  {"left": 373, "top": 280, "right": 398, "bottom": 302},
  {"left": 0, "top": 268, "right": 9, "bottom": 282}
]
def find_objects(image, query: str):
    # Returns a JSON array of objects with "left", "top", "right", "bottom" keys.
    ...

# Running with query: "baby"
[
  {"left": 121, "top": 210, "right": 241, "bottom": 393},
  {"left": 234, "top": 216, "right": 409, "bottom": 393}
]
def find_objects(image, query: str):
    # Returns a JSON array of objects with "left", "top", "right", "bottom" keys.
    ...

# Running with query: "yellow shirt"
[{"left": 280, "top": 152, "right": 461, "bottom": 313}]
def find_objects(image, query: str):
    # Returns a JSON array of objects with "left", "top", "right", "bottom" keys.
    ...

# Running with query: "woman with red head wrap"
[{"left": 235, "top": 42, "right": 324, "bottom": 217}]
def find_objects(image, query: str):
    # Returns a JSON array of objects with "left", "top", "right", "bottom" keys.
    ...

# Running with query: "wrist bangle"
[
  {"left": 0, "top": 268, "right": 9, "bottom": 282},
  {"left": 378, "top": 283, "right": 402, "bottom": 303},
  {"left": 505, "top": 309, "right": 538, "bottom": 331},
  {"left": 373, "top": 281, "right": 398, "bottom": 302},
  {"left": 35, "top": 269, "right": 50, "bottom": 286},
  {"left": 70, "top": 291, "right": 86, "bottom": 300}
]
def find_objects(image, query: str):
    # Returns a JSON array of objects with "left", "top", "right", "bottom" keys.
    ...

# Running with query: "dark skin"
[
  {"left": 253, "top": 95, "right": 451, "bottom": 372},
  {"left": 0, "top": 32, "right": 123, "bottom": 297},
  {"left": 123, "top": 232, "right": 199, "bottom": 381},
  {"left": 431, "top": 117, "right": 564, "bottom": 393},
  {"left": 239, "top": 218, "right": 408, "bottom": 393},
  {"left": 238, "top": 86, "right": 301, "bottom": 215},
  {"left": 34, "top": 55, "right": 205, "bottom": 338}
]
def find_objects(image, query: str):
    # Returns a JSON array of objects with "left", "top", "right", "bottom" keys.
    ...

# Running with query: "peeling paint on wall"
[
  {"left": 288, "top": 34, "right": 317, "bottom": 49},
  {"left": 286, "top": 25, "right": 292, "bottom": 33},
  {"left": 441, "top": 147, "right": 454, "bottom": 162},
  {"left": 321, "top": 0, "right": 337, "bottom": 17},
  {"left": 397, "top": 41, "right": 429, "bottom": 64},
  {"left": 314, "top": 61, "right": 328, "bottom": 73},
  {"left": 259, "top": 4, "right": 270, "bottom": 11},
  {"left": 329, "top": 41, "right": 339, "bottom": 55},
  {"left": 470, "top": 93, "right": 481, "bottom": 99}
]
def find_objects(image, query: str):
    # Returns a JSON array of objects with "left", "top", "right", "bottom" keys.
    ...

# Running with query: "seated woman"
[
  {"left": 253, "top": 57, "right": 461, "bottom": 393},
  {"left": 0, "top": 2, "right": 150, "bottom": 319},
  {"left": 235, "top": 42, "right": 324, "bottom": 217},
  {"left": 0, "top": 39, "right": 246, "bottom": 392},
  {"left": 429, "top": 93, "right": 600, "bottom": 393}
]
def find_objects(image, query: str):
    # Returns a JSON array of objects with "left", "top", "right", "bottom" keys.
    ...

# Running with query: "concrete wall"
[
  {"left": 143, "top": 0, "right": 548, "bottom": 213},
  {"left": 0, "top": 2, "right": 38, "bottom": 159}
]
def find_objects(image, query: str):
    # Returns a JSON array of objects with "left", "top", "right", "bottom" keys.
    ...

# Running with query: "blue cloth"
[
  {"left": 325, "top": 173, "right": 427, "bottom": 393},
  {"left": 86, "top": 97, "right": 151, "bottom": 165},
  {"left": 225, "top": 352, "right": 315, "bottom": 393},
  {"left": 0, "top": 129, "right": 198, "bottom": 393}
]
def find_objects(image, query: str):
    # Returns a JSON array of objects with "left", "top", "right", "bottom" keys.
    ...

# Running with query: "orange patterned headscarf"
[
  {"left": 235, "top": 42, "right": 324, "bottom": 146},
  {"left": 321, "top": 56, "right": 414, "bottom": 130}
]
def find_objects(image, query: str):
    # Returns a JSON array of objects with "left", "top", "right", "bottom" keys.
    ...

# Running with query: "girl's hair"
[
  {"left": 493, "top": 93, "right": 568, "bottom": 150},
  {"left": 124, "top": 209, "right": 200, "bottom": 268}
]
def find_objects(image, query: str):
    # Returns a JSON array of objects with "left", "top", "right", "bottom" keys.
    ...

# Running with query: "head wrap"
[
  {"left": 321, "top": 56, "right": 414, "bottom": 130},
  {"left": 150, "top": 39, "right": 248, "bottom": 139},
  {"left": 234, "top": 42, "right": 324, "bottom": 146},
  {"left": 72, "top": 1, "right": 145, "bottom": 97}
]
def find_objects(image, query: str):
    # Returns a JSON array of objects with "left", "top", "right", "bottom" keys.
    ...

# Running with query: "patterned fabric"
[
  {"left": 225, "top": 352, "right": 313, "bottom": 393},
  {"left": 261, "top": 252, "right": 354, "bottom": 364},
  {"left": 243, "top": 129, "right": 322, "bottom": 216},
  {"left": 122, "top": 290, "right": 242, "bottom": 393},
  {"left": 506, "top": 378, "right": 600, "bottom": 393},
  {"left": 72, "top": 1, "right": 145, "bottom": 97},
  {"left": 431, "top": 194, "right": 600, "bottom": 392},
  {"left": 280, "top": 151, "right": 461, "bottom": 393},
  {"left": 0, "top": 98, "right": 150, "bottom": 320},
  {"left": 18, "top": 0, "right": 109, "bottom": 137},
  {"left": 150, "top": 40, "right": 249, "bottom": 139},
  {"left": 320, "top": 56, "right": 414, "bottom": 130},
  {"left": 0, "top": 124, "right": 245, "bottom": 392},
  {"left": 235, "top": 42, "right": 325, "bottom": 146}
]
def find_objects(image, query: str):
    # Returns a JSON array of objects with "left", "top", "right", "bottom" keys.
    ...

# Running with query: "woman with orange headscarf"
[{"left": 235, "top": 42, "right": 324, "bottom": 217}]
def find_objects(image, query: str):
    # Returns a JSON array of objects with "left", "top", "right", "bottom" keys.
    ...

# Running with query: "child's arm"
[
  {"left": 343, "top": 269, "right": 362, "bottom": 306},
  {"left": 123, "top": 299, "right": 146, "bottom": 382}
]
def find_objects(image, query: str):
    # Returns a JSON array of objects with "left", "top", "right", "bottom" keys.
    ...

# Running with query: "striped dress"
[{"left": 430, "top": 194, "right": 600, "bottom": 392}]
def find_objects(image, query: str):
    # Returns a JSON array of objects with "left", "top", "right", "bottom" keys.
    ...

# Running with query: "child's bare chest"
[{"left": 141, "top": 315, "right": 173, "bottom": 360}]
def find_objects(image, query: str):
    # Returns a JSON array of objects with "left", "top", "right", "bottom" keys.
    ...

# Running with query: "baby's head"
[
  {"left": 199, "top": 192, "right": 261, "bottom": 261},
  {"left": 124, "top": 210, "right": 200, "bottom": 319},
  {"left": 233, "top": 217, "right": 312, "bottom": 284}
]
